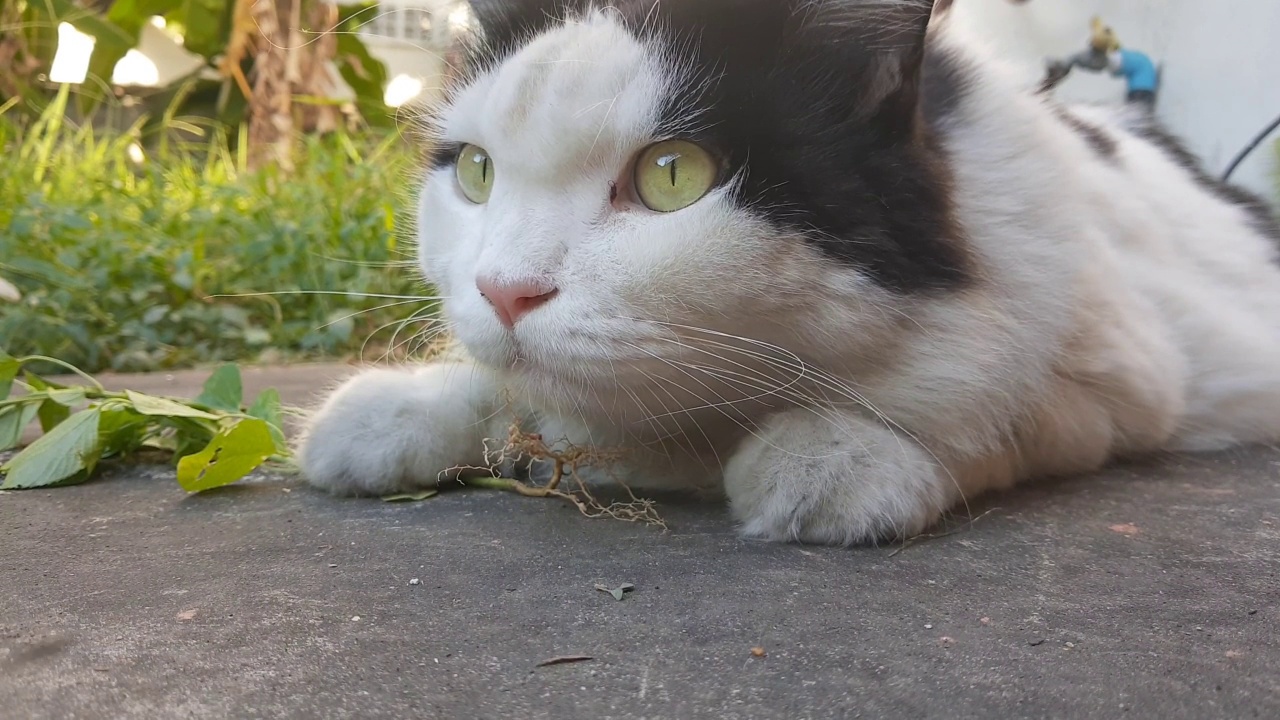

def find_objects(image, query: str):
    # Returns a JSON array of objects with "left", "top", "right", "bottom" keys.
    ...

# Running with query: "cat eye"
[
  {"left": 633, "top": 140, "right": 718, "bottom": 213},
  {"left": 456, "top": 144, "right": 494, "bottom": 204}
]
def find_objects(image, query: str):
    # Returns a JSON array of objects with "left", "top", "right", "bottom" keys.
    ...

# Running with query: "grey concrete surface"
[{"left": 2, "top": 367, "right": 1278, "bottom": 718}]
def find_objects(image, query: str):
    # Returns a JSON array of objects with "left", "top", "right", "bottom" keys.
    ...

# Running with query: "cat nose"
[{"left": 476, "top": 276, "right": 559, "bottom": 328}]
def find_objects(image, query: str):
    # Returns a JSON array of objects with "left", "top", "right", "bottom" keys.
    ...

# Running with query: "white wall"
[{"left": 952, "top": 0, "right": 1280, "bottom": 199}]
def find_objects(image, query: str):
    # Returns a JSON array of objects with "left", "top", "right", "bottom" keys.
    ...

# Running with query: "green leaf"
[
  {"left": 1, "top": 409, "right": 101, "bottom": 489},
  {"left": 333, "top": 11, "right": 391, "bottom": 128},
  {"left": 0, "top": 403, "right": 40, "bottom": 452},
  {"left": 172, "top": 0, "right": 231, "bottom": 61},
  {"left": 35, "top": 387, "right": 83, "bottom": 433},
  {"left": 37, "top": 399, "right": 71, "bottom": 433},
  {"left": 0, "top": 352, "right": 18, "bottom": 401},
  {"left": 195, "top": 364, "right": 243, "bottom": 412},
  {"left": 47, "top": 387, "right": 86, "bottom": 406},
  {"left": 23, "top": 372, "right": 67, "bottom": 391},
  {"left": 176, "top": 417, "right": 275, "bottom": 492},
  {"left": 108, "top": 0, "right": 187, "bottom": 29},
  {"left": 161, "top": 416, "right": 218, "bottom": 465},
  {"left": 97, "top": 407, "right": 150, "bottom": 458},
  {"left": 382, "top": 490, "right": 439, "bottom": 503},
  {"left": 125, "top": 390, "right": 221, "bottom": 420},
  {"left": 246, "top": 388, "right": 287, "bottom": 453}
]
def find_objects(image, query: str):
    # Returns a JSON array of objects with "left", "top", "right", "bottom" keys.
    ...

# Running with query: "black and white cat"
[{"left": 299, "top": 0, "right": 1280, "bottom": 545}]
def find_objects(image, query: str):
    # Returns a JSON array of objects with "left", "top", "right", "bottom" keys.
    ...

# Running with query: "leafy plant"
[
  {"left": 0, "top": 89, "right": 434, "bottom": 374},
  {"left": 0, "top": 352, "right": 289, "bottom": 491}
]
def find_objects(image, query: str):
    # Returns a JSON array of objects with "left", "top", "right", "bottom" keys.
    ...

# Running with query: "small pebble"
[
  {"left": 980, "top": 617, "right": 991, "bottom": 625},
  {"left": 924, "top": 624, "right": 933, "bottom": 630},
  {"left": 409, "top": 578, "right": 421, "bottom": 586},
  {"left": 351, "top": 615, "right": 361, "bottom": 622},
  {"left": 328, "top": 564, "right": 337, "bottom": 568},
  {"left": 1028, "top": 638, "right": 1045, "bottom": 647},
  {"left": 750, "top": 647, "right": 766, "bottom": 658},
  {"left": 1065, "top": 642, "right": 1075, "bottom": 648},
  {"left": 939, "top": 636, "right": 955, "bottom": 648}
]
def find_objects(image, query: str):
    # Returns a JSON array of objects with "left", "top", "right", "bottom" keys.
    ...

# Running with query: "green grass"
[{"left": 0, "top": 86, "right": 432, "bottom": 374}]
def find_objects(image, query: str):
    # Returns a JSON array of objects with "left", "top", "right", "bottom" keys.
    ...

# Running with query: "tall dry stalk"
[{"left": 240, "top": 0, "right": 341, "bottom": 172}]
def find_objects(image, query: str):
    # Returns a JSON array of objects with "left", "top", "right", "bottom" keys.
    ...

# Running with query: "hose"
[{"left": 1222, "top": 112, "right": 1280, "bottom": 183}]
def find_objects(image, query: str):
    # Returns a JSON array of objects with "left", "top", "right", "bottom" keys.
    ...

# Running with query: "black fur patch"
[
  {"left": 921, "top": 44, "right": 974, "bottom": 127},
  {"left": 463, "top": 0, "right": 970, "bottom": 293},
  {"left": 1129, "top": 118, "right": 1280, "bottom": 241},
  {"left": 645, "top": 0, "right": 969, "bottom": 293},
  {"left": 1052, "top": 107, "right": 1118, "bottom": 161},
  {"left": 426, "top": 141, "right": 464, "bottom": 170}
]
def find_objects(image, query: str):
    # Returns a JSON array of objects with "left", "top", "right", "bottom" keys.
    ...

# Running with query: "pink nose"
[{"left": 476, "top": 276, "right": 559, "bottom": 328}]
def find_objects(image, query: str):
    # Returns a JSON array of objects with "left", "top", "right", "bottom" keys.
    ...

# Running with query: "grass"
[{"left": 0, "top": 86, "right": 432, "bottom": 374}]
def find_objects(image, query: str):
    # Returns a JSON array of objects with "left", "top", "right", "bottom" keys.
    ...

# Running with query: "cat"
[{"left": 298, "top": 0, "right": 1280, "bottom": 545}]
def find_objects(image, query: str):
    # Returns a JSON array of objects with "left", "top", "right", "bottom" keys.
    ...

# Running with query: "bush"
[{"left": 0, "top": 88, "right": 433, "bottom": 373}]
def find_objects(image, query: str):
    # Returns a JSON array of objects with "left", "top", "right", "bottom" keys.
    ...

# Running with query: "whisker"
[
  {"left": 631, "top": 365, "right": 722, "bottom": 471},
  {"left": 211, "top": 290, "right": 448, "bottom": 301},
  {"left": 629, "top": 318, "right": 971, "bottom": 517},
  {"left": 314, "top": 298, "right": 433, "bottom": 331}
]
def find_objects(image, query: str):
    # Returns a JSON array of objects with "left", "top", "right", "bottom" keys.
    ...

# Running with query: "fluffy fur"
[{"left": 298, "top": 0, "right": 1280, "bottom": 545}]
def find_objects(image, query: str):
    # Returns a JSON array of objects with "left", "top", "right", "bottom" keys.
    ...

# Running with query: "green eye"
[
  {"left": 634, "top": 140, "right": 718, "bottom": 212},
  {"left": 456, "top": 144, "right": 494, "bottom": 204}
]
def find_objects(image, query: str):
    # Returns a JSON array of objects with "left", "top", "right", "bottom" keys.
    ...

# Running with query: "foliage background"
[{"left": 1, "top": 1, "right": 434, "bottom": 374}]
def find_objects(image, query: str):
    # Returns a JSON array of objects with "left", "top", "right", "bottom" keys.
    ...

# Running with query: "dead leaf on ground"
[
  {"left": 594, "top": 583, "right": 636, "bottom": 601},
  {"left": 382, "top": 490, "right": 439, "bottom": 503},
  {"left": 750, "top": 646, "right": 766, "bottom": 658},
  {"left": 537, "top": 655, "right": 594, "bottom": 667},
  {"left": 1109, "top": 523, "right": 1140, "bottom": 536},
  {"left": 176, "top": 609, "right": 198, "bottom": 621}
]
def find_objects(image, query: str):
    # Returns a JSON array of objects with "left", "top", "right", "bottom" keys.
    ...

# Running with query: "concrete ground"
[{"left": 2, "top": 365, "right": 1278, "bottom": 719}]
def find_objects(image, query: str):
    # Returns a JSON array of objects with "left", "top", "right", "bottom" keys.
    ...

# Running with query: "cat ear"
[
  {"left": 465, "top": 0, "right": 587, "bottom": 62},
  {"left": 802, "top": 0, "right": 940, "bottom": 135},
  {"left": 648, "top": 0, "right": 942, "bottom": 141}
]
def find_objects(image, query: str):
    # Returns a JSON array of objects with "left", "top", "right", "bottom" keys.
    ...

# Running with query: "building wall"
[{"left": 951, "top": 0, "right": 1280, "bottom": 199}]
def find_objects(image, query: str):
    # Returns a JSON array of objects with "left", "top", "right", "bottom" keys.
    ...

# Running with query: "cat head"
[{"left": 415, "top": 0, "right": 968, "bottom": 409}]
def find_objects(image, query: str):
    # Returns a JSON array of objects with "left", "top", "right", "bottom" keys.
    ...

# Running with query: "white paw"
[
  {"left": 297, "top": 363, "right": 502, "bottom": 496},
  {"left": 722, "top": 409, "right": 953, "bottom": 545}
]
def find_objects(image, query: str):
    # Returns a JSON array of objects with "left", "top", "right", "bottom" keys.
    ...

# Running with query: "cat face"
[{"left": 416, "top": 0, "right": 966, "bottom": 409}]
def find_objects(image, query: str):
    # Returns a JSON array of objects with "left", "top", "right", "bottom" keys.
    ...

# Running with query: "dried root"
[{"left": 446, "top": 422, "right": 666, "bottom": 530}]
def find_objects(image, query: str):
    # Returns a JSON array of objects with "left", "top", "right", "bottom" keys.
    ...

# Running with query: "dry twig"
[{"left": 446, "top": 421, "right": 667, "bottom": 529}]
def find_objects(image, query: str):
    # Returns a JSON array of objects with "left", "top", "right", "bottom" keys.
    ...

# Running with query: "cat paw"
[
  {"left": 297, "top": 363, "right": 500, "bottom": 496},
  {"left": 722, "top": 409, "right": 953, "bottom": 545}
]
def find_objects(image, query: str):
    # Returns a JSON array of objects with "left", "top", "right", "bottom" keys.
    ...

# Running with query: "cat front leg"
[
  {"left": 298, "top": 362, "right": 509, "bottom": 496},
  {"left": 722, "top": 408, "right": 959, "bottom": 546}
]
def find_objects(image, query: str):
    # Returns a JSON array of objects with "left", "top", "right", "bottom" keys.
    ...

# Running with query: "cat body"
[{"left": 299, "top": 0, "right": 1280, "bottom": 545}]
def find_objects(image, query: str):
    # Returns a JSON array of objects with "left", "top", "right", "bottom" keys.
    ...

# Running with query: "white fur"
[{"left": 298, "top": 13, "right": 1280, "bottom": 545}]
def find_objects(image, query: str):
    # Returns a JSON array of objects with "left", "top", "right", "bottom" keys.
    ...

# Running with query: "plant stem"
[
  {"left": 462, "top": 475, "right": 559, "bottom": 498},
  {"left": 18, "top": 356, "right": 106, "bottom": 391}
]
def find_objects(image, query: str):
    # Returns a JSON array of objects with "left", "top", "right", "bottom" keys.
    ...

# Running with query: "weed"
[{"left": 0, "top": 85, "right": 430, "bottom": 373}]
